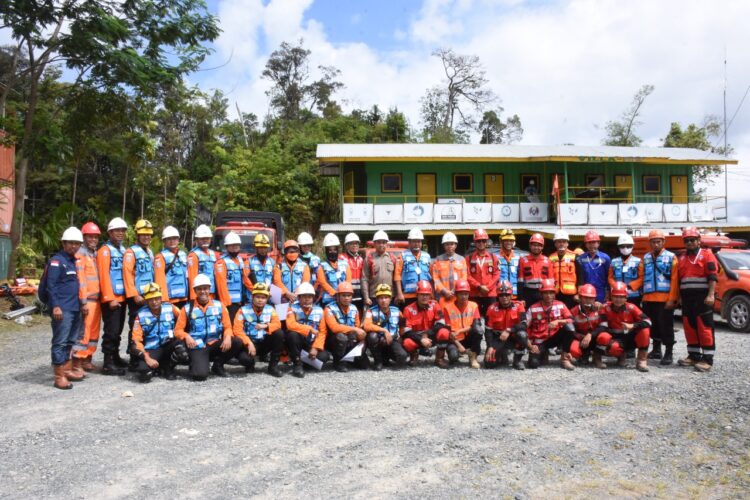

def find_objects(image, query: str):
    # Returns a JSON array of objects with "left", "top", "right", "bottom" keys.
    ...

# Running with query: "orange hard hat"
[
  {"left": 584, "top": 230, "right": 600, "bottom": 243},
  {"left": 570, "top": 340, "right": 583, "bottom": 359},
  {"left": 454, "top": 279, "right": 471, "bottom": 293},
  {"left": 473, "top": 229, "right": 489, "bottom": 241},
  {"left": 81, "top": 222, "right": 101, "bottom": 235},
  {"left": 283, "top": 239, "right": 299, "bottom": 251},
  {"left": 540, "top": 278, "right": 556, "bottom": 293},
  {"left": 611, "top": 282, "right": 629, "bottom": 297},
  {"left": 497, "top": 280, "right": 514, "bottom": 295},
  {"left": 336, "top": 282, "right": 354, "bottom": 295},
  {"left": 648, "top": 229, "right": 665, "bottom": 241},
  {"left": 682, "top": 226, "right": 700, "bottom": 239},
  {"left": 578, "top": 284, "right": 597, "bottom": 299},
  {"left": 416, "top": 280, "right": 433, "bottom": 295},
  {"left": 529, "top": 233, "right": 544, "bottom": 246},
  {"left": 402, "top": 338, "right": 419, "bottom": 353}
]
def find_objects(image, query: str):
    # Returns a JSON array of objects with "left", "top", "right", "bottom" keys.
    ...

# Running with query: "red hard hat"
[
  {"left": 584, "top": 230, "right": 600, "bottom": 243},
  {"left": 402, "top": 338, "right": 419, "bottom": 353},
  {"left": 682, "top": 226, "right": 700, "bottom": 239},
  {"left": 529, "top": 233, "right": 544, "bottom": 246},
  {"left": 454, "top": 279, "right": 471, "bottom": 293},
  {"left": 81, "top": 222, "right": 101, "bottom": 235},
  {"left": 473, "top": 229, "right": 489, "bottom": 241},
  {"left": 578, "top": 284, "right": 597, "bottom": 298},
  {"left": 596, "top": 332, "right": 613, "bottom": 347},
  {"left": 611, "top": 282, "right": 629, "bottom": 297},
  {"left": 497, "top": 280, "right": 514, "bottom": 295},
  {"left": 570, "top": 340, "right": 583, "bottom": 359},
  {"left": 608, "top": 341, "right": 624, "bottom": 357},
  {"left": 416, "top": 280, "right": 433, "bottom": 295},
  {"left": 435, "top": 327, "right": 450, "bottom": 342},
  {"left": 648, "top": 229, "right": 665, "bottom": 241},
  {"left": 336, "top": 282, "right": 354, "bottom": 295},
  {"left": 540, "top": 278, "right": 556, "bottom": 293}
]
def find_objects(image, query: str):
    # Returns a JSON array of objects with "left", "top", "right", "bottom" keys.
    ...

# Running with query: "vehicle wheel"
[{"left": 727, "top": 295, "right": 750, "bottom": 332}]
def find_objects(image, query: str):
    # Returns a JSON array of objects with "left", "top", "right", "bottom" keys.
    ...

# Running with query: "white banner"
[
  {"left": 463, "top": 203, "right": 492, "bottom": 223},
  {"left": 639, "top": 203, "right": 664, "bottom": 222},
  {"left": 403, "top": 203, "right": 434, "bottom": 224},
  {"left": 342, "top": 204, "right": 373, "bottom": 224},
  {"left": 663, "top": 204, "right": 688, "bottom": 222},
  {"left": 433, "top": 203, "right": 462, "bottom": 223},
  {"left": 688, "top": 204, "right": 715, "bottom": 222},
  {"left": 520, "top": 203, "right": 548, "bottom": 222},
  {"left": 373, "top": 204, "right": 403, "bottom": 224},
  {"left": 588, "top": 204, "right": 618, "bottom": 225},
  {"left": 491, "top": 203, "right": 520, "bottom": 223},
  {"left": 618, "top": 204, "right": 648, "bottom": 225},
  {"left": 557, "top": 203, "right": 588, "bottom": 225}
]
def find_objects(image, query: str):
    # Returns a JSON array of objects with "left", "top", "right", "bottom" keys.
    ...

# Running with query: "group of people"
[{"left": 43, "top": 220, "right": 718, "bottom": 390}]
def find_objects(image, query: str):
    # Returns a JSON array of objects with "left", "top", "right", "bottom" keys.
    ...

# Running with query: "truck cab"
[{"left": 211, "top": 211, "right": 284, "bottom": 261}]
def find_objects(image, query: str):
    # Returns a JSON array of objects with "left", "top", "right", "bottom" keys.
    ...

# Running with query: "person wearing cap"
[
  {"left": 401, "top": 280, "right": 447, "bottom": 367},
  {"left": 214, "top": 231, "right": 252, "bottom": 321},
  {"left": 187, "top": 224, "right": 219, "bottom": 300},
  {"left": 362, "top": 230, "right": 398, "bottom": 308},
  {"left": 317, "top": 233, "right": 351, "bottom": 307},
  {"left": 395, "top": 228, "right": 432, "bottom": 308},
  {"left": 154, "top": 226, "right": 189, "bottom": 310},
  {"left": 569, "top": 284, "right": 605, "bottom": 368},
  {"left": 637, "top": 229, "right": 679, "bottom": 365},
  {"left": 526, "top": 278, "right": 576, "bottom": 370},
  {"left": 232, "top": 282, "right": 284, "bottom": 377},
  {"left": 677, "top": 227, "right": 719, "bottom": 372},
  {"left": 46, "top": 227, "right": 89, "bottom": 389},
  {"left": 341, "top": 233, "right": 365, "bottom": 310},
  {"left": 273, "top": 240, "right": 311, "bottom": 304},
  {"left": 441, "top": 279, "right": 483, "bottom": 368},
  {"left": 609, "top": 234, "right": 643, "bottom": 307},
  {"left": 247, "top": 233, "right": 276, "bottom": 293},
  {"left": 285, "top": 282, "right": 330, "bottom": 377},
  {"left": 123, "top": 219, "right": 156, "bottom": 370},
  {"left": 174, "top": 274, "right": 235, "bottom": 380},
  {"left": 518, "top": 233, "right": 551, "bottom": 308},
  {"left": 485, "top": 280, "right": 528, "bottom": 370},
  {"left": 324, "top": 281, "right": 367, "bottom": 372},
  {"left": 575, "top": 230, "right": 611, "bottom": 303},
  {"left": 298, "top": 232, "right": 321, "bottom": 289},
  {"left": 97, "top": 217, "right": 129, "bottom": 376},
  {"left": 363, "top": 284, "right": 407, "bottom": 371},
  {"left": 549, "top": 229, "right": 578, "bottom": 310},
  {"left": 432, "top": 232, "right": 468, "bottom": 307},
  {"left": 466, "top": 228, "right": 500, "bottom": 316},
  {"left": 72, "top": 222, "right": 102, "bottom": 371},
  {"left": 130, "top": 283, "right": 184, "bottom": 382},
  {"left": 498, "top": 229, "right": 520, "bottom": 297}
]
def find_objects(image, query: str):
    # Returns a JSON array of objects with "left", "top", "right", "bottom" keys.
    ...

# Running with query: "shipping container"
[
  {"left": 0, "top": 186, "right": 14, "bottom": 234},
  {"left": 0, "top": 131, "right": 14, "bottom": 183}
]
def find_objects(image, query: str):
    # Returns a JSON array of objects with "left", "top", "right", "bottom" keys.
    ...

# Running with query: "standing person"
[
  {"left": 466, "top": 228, "right": 500, "bottom": 316},
  {"left": 154, "top": 226, "right": 189, "bottom": 309},
  {"left": 576, "top": 230, "right": 611, "bottom": 303},
  {"left": 214, "top": 232, "right": 252, "bottom": 321},
  {"left": 609, "top": 234, "right": 643, "bottom": 306},
  {"left": 363, "top": 284, "right": 407, "bottom": 371},
  {"left": 232, "top": 283, "right": 285, "bottom": 378},
  {"left": 323, "top": 282, "right": 367, "bottom": 372},
  {"left": 518, "top": 233, "right": 551, "bottom": 308},
  {"left": 273, "top": 240, "right": 311, "bottom": 304},
  {"left": 677, "top": 227, "right": 719, "bottom": 372},
  {"left": 362, "top": 230, "right": 398, "bottom": 308},
  {"left": 638, "top": 229, "right": 679, "bottom": 365},
  {"left": 549, "top": 229, "right": 578, "bottom": 309},
  {"left": 317, "top": 233, "right": 351, "bottom": 307},
  {"left": 401, "top": 281, "right": 447, "bottom": 367},
  {"left": 130, "top": 283, "right": 182, "bottom": 382},
  {"left": 569, "top": 284, "right": 604, "bottom": 368},
  {"left": 342, "top": 233, "right": 365, "bottom": 311},
  {"left": 525, "top": 279, "right": 576, "bottom": 370},
  {"left": 484, "top": 281, "right": 528, "bottom": 370},
  {"left": 498, "top": 229, "right": 520, "bottom": 297},
  {"left": 123, "top": 219, "right": 155, "bottom": 370},
  {"left": 73, "top": 222, "right": 102, "bottom": 371},
  {"left": 432, "top": 232, "right": 468, "bottom": 306},
  {"left": 246, "top": 233, "right": 276, "bottom": 290},
  {"left": 441, "top": 279, "right": 483, "bottom": 368},
  {"left": 285, "top": 282, "right": 330, "bottom": 378},
  {"left": 395, "top": 228, "right": 432, "bottom": 308},
  {"left": 187, "top": 224, "right": 218, "bottom": 300},
  {"left": 97, "top": 217, "right": 129, "bottom": 376},
  {"left": 298, "top": 232, "right": 321, "bottom": 290},
  {"left": 46, "top": 227, "right": 88, "bottom": 389}
]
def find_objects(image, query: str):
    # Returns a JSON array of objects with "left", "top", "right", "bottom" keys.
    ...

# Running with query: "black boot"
[
  {"left": 660, "top": 345, "right": 673, "bottom": 365},
  {"left": 649, "top": 341, "right": 662, "bottom": 360},
  {"left": 162, "top": 365, "right": 177, "bottom": 380},
  {"left": 112, "top": 352, "right": 129, "bottom": 368},
  {"left": 371, "top": 346, "right": 383, "bottom": 371},
  {"left": 527, "top": 353, "right": 540, "bottom": 369},
  {"left": 244, "top": 357, "right": 256, "bottom": 373},
  {"left": 211, "top": 362, "right": 228, "bottom": 377},
  {"left": 512, "top": 353, "right": 525, "bottom": 370},
  {"left": 101, "top": 354, "right": 126, "bottom": 376},
  {"left": 292, "top": 362, "right": 304, "bottom": 378},
  {"left": 268, "top": 355, "right": 283, "bottom": 378},
  {"left": 333, "top": 361, "right": 349, "bottom": 372},
  {"left": 498, "top": 348, "right": 509, "bottom": 367},
  {"left": 138, "top": 370, "right": 153, "bottom": 383}
]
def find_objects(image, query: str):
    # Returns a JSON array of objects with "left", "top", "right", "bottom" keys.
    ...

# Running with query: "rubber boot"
[
  {"left": 560, "top": 352, "right": 575, "bottom": 371},
  {"left": 636, "top": 349, "right": 649, "bottom": 372},
  {"left": 101, "top": 353, "right": 126, "bottom": 376},
  {"left": 268, "top": 355, "right": 283, "bottom": 378},
  {"left": 292, "top": 361, "right": 304, "bottom": 378},
  {"left": 112, "top": 352, "right": 129, "bottom": 368},
  {"left": 434, "top": 348, "right": 449, "bottom": 369},
  {"left": 63, "top": 360, "right": 84, "bottom": 381},
  {"left": 512, "top": 353, "right": 525, "bottom": 370},
  {"left": 408, "top": 351, "right": 420, "bottom": 367},
  {"left": 468, "top": 352, "right": 480, "bottom": 369},
  {"left": 53, "top": 365, "right": 72, "bottom": 390},
  {"left": 527, "top": 353, "right": 540, "bottom": 369},
  {"left": 592, "top": 351, "right": 606, "bottom": 369},
  {"left": 81, "top": 356, "right": 95, "bottom": 372},
  {"left": 498, "top": 348, "right": 509, "bottom": 367},
  {"left": 648, "top": 341, "right": 662, "bottom": 360},
  {"left": 660, "top": 344, "right": 673, "bottom": 366}
]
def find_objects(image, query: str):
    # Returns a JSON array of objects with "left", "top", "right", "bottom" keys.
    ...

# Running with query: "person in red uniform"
[
  {"left": 525, "top": 278, "right": 575, "bottom": 370},
  {"left": 401, "top": 280, "right": 448, "bottom": 367},
  {"left": 593, "top": 282, "right": 651, "bottom": 372},
  {"left": 484, "top": 280, "right": 528, "bottom": 370},
  {"left": 677, "top": 227, "right": 719, "bottom": 372},
  {"left": 466, "top": 228, "right": 500, "bottom": 316},
  {"left": 569, "top": 284, "right": 605, "bottom": 368},
  {"left": 441, "top": 279, "right": 483, "bottom": 368},
  {"left": 518, "top": 233, "right": 551, "bottom": 308}
]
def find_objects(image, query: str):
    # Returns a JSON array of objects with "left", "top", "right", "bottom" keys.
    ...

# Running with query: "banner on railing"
[
  {"left": 520, "top": 203, "right": 548, "bottom": 223},
  {"left": 557, "top": 203, "right": 588, "bottom": 225},
  {"left": 688, "top": 204, "right": 714, "bottom": 222},
  {"left": 433, "top": 203, "right": 462, "bottom": 223},
  {"left": 589, "top": 204, "right": 618, "bottom": 225},
  {"left": 463, "top": 203, "right": 492, "bottom": 223},
  {"left": 342, "top": 204, "right": 373, "bottom": 224},
  {"left": 663, "top": 204, "right": 688, "bottom": 222},
  {"left": 639, "top": 203, "right": 664, "bottom": 222},
  {"left": 618, "top": 204, "right": 648, "bottom": 225},
  {"left": 491, "top": 203, "right": 520, "bottom": 222},
  {"left": 403, "top": 203, "right": 434, "bottom": 223},
  {"left": 373, "top": 204, "right": 403, "bottom": 224}
]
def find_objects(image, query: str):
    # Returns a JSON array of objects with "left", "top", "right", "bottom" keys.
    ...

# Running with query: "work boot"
[
  {"left": 617, "top": 354, "right": 628, "bottom": 367},
  {"left": 660, "top": 345, "right": 673, "bottom": 366},
  {"left": 101, "top": 354, "right": 126, "bottom": 376},
  {"left": 636, "top": 349, "right": 649, "bottom": 372},
  {"left": 592, "top": 351, "right": 606, "bottom": 369},
  {"left": 694, "top": 360, "right": 712, "bottom": 372},
  {"left": 408, "top": 351, "right": 420, "bottom": 367},
  {"left": 419, "top": 347, "right": 433, "bottom": 357},
  {"left": 53, "top": 365, "right": 72, "bottom": 390},
  {"left": 63, "top": 360, "right": 84, "bottom": 381},
  {"left": 333, "top": 361, "right": 349, "bottom": 372},
  {"left": 81, "top": 356, "right": 95, "bottom": 372},
  {"left": 434, "top": 349, "right": 449, "bottom": 369},
  {"left": 498, "top": 348, "right": 509, "bottom": 367},
  {"left": 678, "top": 356, "right": 698, "bottom": 367},
  {"left": 648, "top": 341, "right": 662, "bottom": 360},
  {"left": 244, "top": 358, "right": 256, "bottom": 373},
  {"left": 162, "top": 365, "right": 177, "bottom": 380},
  {"left": 540, "top": 350, "right": 550, "bottom": 366},
  {"left": 371, "top": 347, "right": 383, "bottom": 372},
  {"left": 560, "top": 352, "right": 575, "bottom": 371},
  {"left": 112, "top": 352, "right": 129, "bottom": 368},
  {"left": 268, "top": 357, "right": 283, "bottom": 378},
  {"left": 211, "top": 362, "right": 228, "bottom": 377},
  {"left": 579, "top": 351, "right": 590, "bottom": 366},
  {"left": 70, "top": 358, "right": 87, "bottom": 379},
  {"left": 138, "top": 370, "right": 153, "bottom": 383},
  {"left": 468, "top": 352, "right": 481, "bottom": 369},
  {"left": 512, "top": 353, "right": 525, "bottom": 370},
  {"left": 292, "top": 362, "right": 304, "bottom": 378},
  {"left": 527, "top": 353, "right": 540, "bottom": 369}
]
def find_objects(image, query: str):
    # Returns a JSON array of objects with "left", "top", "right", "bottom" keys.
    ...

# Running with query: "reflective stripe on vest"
[
  {"left": 188, "top": 300, "right": 223, "bottom": 349},
  {"left": 248, "top": 255, "right": 274, "bottom": 286},
  {"left": 107, "top": 242, "right": 126, "bottom": 297},
  {"left": 320, "top": 259, "right": 349, "bottom": 305},
  {"left": 302, "top": 254, "right": 321, "bottom": 286},
  {"left": 368, "top": 305, "right": 401, "bottom": 338},
  {"left": 162, "top": 249, "right": 188, "bottom": 300},
  {"left": 77, "top": 248, "right": 99, "bottom": 300},
  {"left": 240, "top": 304, "right": 275, "bottom": 341},
  {"left": 499, "top": 253, "right": 520, "bottom": 295},
  {"left": 290, "top": 303, "right": 324, "bottom": 343},
  {"left": 401, "top": 250, "right": 431, "bottom": 294},
  {"left": 139, "top": 303, "right": 175, "bottom": 350},
  {"left": 550, "top": 252, "right": 577, "bottom": 295},
  {"left": 643, "top": 250, "right": 674, "bottom": 294},
  {"left": 612, "top": 256, "right": 641, "bottom": 298},
  {"left": 221, "top": 255, "right": 245, "bottom": 304},
  {"left": 279, "top": 259, "right": 307, "bottom": 293},
  {"left": 131, "top": 245, "right": 154, "bottom": 294},
  {"left": 327, "top": 302, "right": 357, "bottom": 327},
  {"left": 191, "top": 248, "right": 217, "bottom": 294}
]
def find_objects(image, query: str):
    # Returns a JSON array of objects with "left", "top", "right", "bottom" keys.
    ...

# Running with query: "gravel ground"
[{"left": 0, "top": 317, "right": 748, "bottom": 499}]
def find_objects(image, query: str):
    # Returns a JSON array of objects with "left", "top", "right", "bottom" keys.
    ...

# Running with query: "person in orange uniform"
[
  {"left": 549, "top": 230, "right": 578, "bottom": 309},
  {"left": 363, "top": 284, "right": 407, "bottom": 371},
  {"left": 285, "top": 282, "right": 329, "bottom": 377},
  {"left": 73, "top": 222, "right": 102, "bottom": 371},
  {"left": 323, "top": 281, "right": 367, "bottom": 372},
  {"left": 232, "top": 282, "right": 284, "bottom": 377},
  {"left": 569, "top": 284, "right": 604, "bottom": 368},
  {"left": 214, "top": 231, "right": 252, "bottom": 321},
  {"left": 123, "top": 219, "right": 155, "bottom": 370},
  {"left": 432, "top": 232, "right": 467, "bottom": 306},
  {"left": 518, "top": 233, "right": 551, "bottom": 308},
  {"left": 525, "top": 278, "right": 576, "bottom": 370},
  {"left": 187, "top": 224, "right": 219, "bottom": 300},
  {"left": 466, "top": 228, "right": 500, "bottom": 315},
  {"left": 677, "top": 227, "right": 719, "bottom": 372},
  {"left": 401, "top": 280, "right": 447, "bottom": 367},
  {"left": 273, "top": 240, "right": 311, "bottom": 304},
  {"left": 485, "top": 281, "right": 528, "bottom": 370},
  {"left": 174, "top": 274, "right": 235, "bottom": 381},
  {"left": 97, "top": 217, "right": 129, "bottom": 376},
  {"left": 342, "top": 233, "right": 364, "bottom": 311},
  {"left": 154, "top": 226, "right": 189, "bottom": 309},
  {"left": 441, "top": 279, "right": 482, "bottom": 368},
  {"left": 638, "top": 229, "right": 679, "bottom": 365},
  {"left": 317, "top": 233, "right": 351, "bottom": 307}
]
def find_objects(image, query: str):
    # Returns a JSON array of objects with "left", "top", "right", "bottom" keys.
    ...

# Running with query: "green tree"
[
  {"left": 477, "top": 108, "right": 523, "bottom": 144},
  {"left": 662, "top": 117, "right": 733, "bottom": 186},
  {"left": 603, "top": 84, "right": 654, "bottom": 146}
]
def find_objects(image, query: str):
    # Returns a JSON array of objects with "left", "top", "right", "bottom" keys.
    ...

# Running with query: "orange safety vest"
[
  {"left": 442, "top": 300, "right": 479, "bottom": 341},
  {"left": 76, "top": 247, "right": 100, "bottom": 300},
  {"left": 549, "top": 250, "right": 577, "bottom": 295},
  {"left": 431, "top": 254, "right": 468, "bottom": 295}
]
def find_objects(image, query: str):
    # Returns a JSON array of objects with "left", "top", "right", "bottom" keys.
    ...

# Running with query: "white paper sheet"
[
  {"left": 300, "top": 350, "right": 324, "bottom": 370},
  {"left": 270, "top": 284, "right": 283, "bottom": 305},
  {"left": 341, "top": 342, "right": 365, "bottom": 362},
  {"left": 274, "top": 303, "right": 289, "bottom": 319}
]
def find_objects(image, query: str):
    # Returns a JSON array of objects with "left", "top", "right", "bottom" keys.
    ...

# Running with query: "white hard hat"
[
  {"left": 61, "top": 227, "right": 83, "bottom": 243},
  {"left": 192, "top": 273, "right": 211, "bottom": 289},
  {"left": 442, "top": 232, "right": 458, "bottom": 244},
  {"left": 297, "top": 282, "right": 315, "bottom": 296},
  {"left": 224, "top": 231, "right": 241, "bottom": 246},
  {"left": 323, "top": 233, "right": 340, "bottom": 248},
  {"left": 344, "top": 232, "right": 360, "bottom": 245},
  {"left": 553, "top": 229, "right": 569, "bottom": 241},
  {"left": 194, "top": 224, "right": 212, "bottom": 239},
  {"left": 161, "top": 226, "right": 180, "bottom": 240},
  {"left": 407, "top": 228, "right": 424, "bottom": 240},
  {"left": 617, "top": 234, "right": 634, "bottom": 246},
  {"left": 373, "top": 230, "right": 389, "bottom": 242},
  {"left": 107, "top": 217, "right": 128, "bottom": 232},
  {"left": 297, "top": 232, "right": 314, "bottom": 246}
]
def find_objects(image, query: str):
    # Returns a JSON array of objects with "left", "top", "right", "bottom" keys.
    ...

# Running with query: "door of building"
[
  {"left": 615, "top": 174, "right": 632, "bottom": 202},
  {"left": 417, "top": 173, "right": 436, "bottom": 203},
  {"left": 671, "top": 175, "right": 688, "bottom": 203},
  {"left": 484, "top": 173, "right": 504, "bottom": 202}
]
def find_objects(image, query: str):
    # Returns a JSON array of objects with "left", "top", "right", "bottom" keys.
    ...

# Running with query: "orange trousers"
[{"left": 73, "top": 300, "right": 101, "bottom": 359}]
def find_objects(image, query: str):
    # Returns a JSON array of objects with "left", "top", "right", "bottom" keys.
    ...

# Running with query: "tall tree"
[
  {"left": 477, "top": 108, "right": 523, "bottom": 144},
  {"left": 662, "top": 116, "right": 733, "bottom": 186},
  {"left": 603, "top": 84, "right": 655, "bottom": 146}
]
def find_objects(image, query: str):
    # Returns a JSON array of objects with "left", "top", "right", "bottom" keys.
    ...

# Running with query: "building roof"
[{"left": 317, "top": 144, "right": 737, "bottom": 166}]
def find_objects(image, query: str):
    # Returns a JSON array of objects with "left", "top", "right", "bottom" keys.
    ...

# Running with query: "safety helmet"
[
  {"left": 416, "top": 280, "right": 433, "bottom": 295},
  {"left": 81, "top": 222, "right": 101, "bottom": 235},
  {"left": 584, "top": 230, "right": 600, "bottom": 243},
  {"left": 194, "top": 224, "right": 213, "bottom": 239},
  {"left": 553, "top": 229, "right": 569, "bottom": 242},
  {"left": 454, "top": 279, "right": 471, "bottom": 293},
  {"left": 540, "top": 278, "right": 556, "bottom": 293},
  {"left": 682, "top": 226, "right": 700, "bottom": 239},
  {"left": 323, "top": 233, "right": 340, "bottom": 248},
  {"left": 344, "top": 232, "right": 360, "bottom": 245},
  {"left": 373, "top": 230, "right": 389, "bottom": 242},
  {"left": 142, "top": 282, "right": 162, "bottom": 300},
  {"left": 497, "top": 280, "right": 514, "bottom": 295},
  {"left": 297, "top": 232, "right": 314, "bottom": 246},
  {"left": 617, "top": 234, "right": 634, "bottom": 246},
  {"left": 134, "top": 219, "right": 154, "bottom": 235},
  {"left": 648, "top": 229, "right": 665, "bottom": 241},
  {"left": 578, "top": 284, "right": 597, "bottom": 299},
  {"left": 224, "top": 232, "right": 241, "bottom": 246},
  {"left": 570, "top": 340, "right": 583, "bottom": 359},
  {"left": 253, "top": 233, "right": 271, "bottom": 248},
  {"left": 473, "top": 229, "right": 489, "bottom": 241},
  {"left": 336, "top": 281, "right": 354, "bottom": 295},
  {"left": 611, "top": 282, "right": 629, "bottom": 297},
  {"left": 442, "top": 232, "right": 458, "bottom": 244},
  {"left": 407, "top": 228, "right": 424, "bottom": 240},
  {"left": 107, "top": 217, "right": 128, "bottom": 232},
  {"left": 252, "top": 282, "right": 271, "bottom": 297},
  {"left": 500, "top": 229, "right": 516, "bottom": 241},
  {"left": 296, "top": 282, "right": 315, "bottom": 296},
  {"left": 162, "top": 226, "right": 180, "bottom": 240},
  {"left": 283, "top": 240, "right": 300, "bottom": 252},
  {"left": 374, "top": 283, "right": 393, "bottom": 298},
  {"left": 192, "top": 274, "right": 211, "bottom": 289},
  {"left": 529, "top": 233, "right": 544, "bottom": 246},
  {"left": 61, "top": 227, "right": 83, "bottom": 243}
]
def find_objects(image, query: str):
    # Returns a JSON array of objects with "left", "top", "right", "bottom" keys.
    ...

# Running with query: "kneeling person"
[
  {"left": 569, "top": 284, "right": 605, "bottom": 368},
  {"left": 363, "top": 284, "right": 407, "bottom": 370},
  {"left": 286, "top": 282, "right": 330, "bottom": 378},
  {"left": 323, "top": 282, "right": 367, "bottom": 372},
  {"left": 485, "top": 281, "right": 528, "bottom": 370},
  {"left": 526, "top": 279, "right": 576, "bottom": 370},
  {"left": 402, "top": 281, "right": 447, "bottom": 367},
  {"left": 441, "top": 279, "right": 483, "bottom": 368},
  {"left": 233, "top": 283, "right": 284, "bottom": 377}
]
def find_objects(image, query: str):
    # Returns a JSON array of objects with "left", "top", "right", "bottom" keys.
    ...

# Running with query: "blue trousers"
[{"left": 51, "top": 311, "right": 83, "bottom": 365}]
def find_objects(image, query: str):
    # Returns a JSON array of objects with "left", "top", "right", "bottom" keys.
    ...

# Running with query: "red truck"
[{"left": 211, "top": 211, "right": 285, "bottom": 261}]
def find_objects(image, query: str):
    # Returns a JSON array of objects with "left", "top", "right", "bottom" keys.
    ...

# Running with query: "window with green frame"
[
  {"left": 453, "top": 173, "right": 473, "bottom": 192},
  {"left": 642, "top": 175, "right": 661, "bottom": 193},
  {"left": 381, "top": 173, "right": 402, "bottom": 193}
]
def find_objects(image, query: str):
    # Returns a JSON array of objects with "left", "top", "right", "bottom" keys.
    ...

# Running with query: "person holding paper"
[
  {"left": 273, "top": 240, "right": 311, "bottom": 304},
  {"left": 286, "top": 282, "right": 330, "bottom": 378},
  {"left": 232, "top": 282, "right": 284, "bottom": 377},
  {"left": 324, "top": 281, "right": 367, "bottom": 372},
  {"left": 363, "top": 284, "right": 407, "bottom": 371}
]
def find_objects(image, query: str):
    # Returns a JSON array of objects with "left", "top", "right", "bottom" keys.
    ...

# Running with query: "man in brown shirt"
[{"left": 362, "top": 230, "right": 398, "bottom": 307}]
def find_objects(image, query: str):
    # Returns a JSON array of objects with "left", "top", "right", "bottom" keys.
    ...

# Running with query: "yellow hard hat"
[
  {"left": 142, "top": 282, "right": 162, "bottom": 300},
  {"left": 252, "top": 282, "right": 271, "bottom": 297},
  {"left": 134, "top": 219, "right": 154, "bottom": 235},
  {"left": 254, "top": 233, "right": 271, "bottom": 248},
  {"left": 374, "top": 283, "right": 393, "bottom": 298},
  {"left": 500, "top": 229, "right": 515, "bottom": 241}
]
